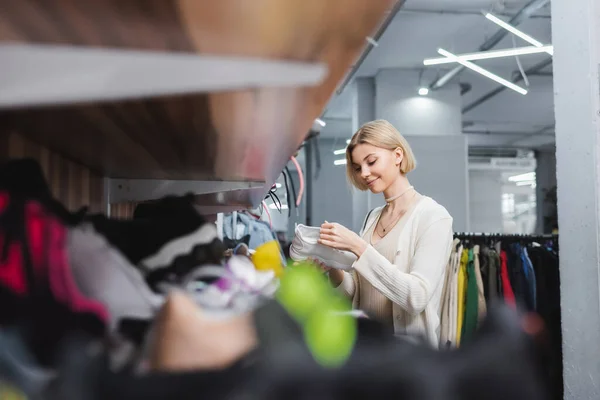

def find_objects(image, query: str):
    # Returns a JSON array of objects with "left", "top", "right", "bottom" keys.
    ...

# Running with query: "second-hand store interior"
[{"left": 0, "top": 0, "right": 598, "bottom": 399}]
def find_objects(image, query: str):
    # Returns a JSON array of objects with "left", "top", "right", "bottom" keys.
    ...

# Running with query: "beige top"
[{"left": 355, "top": 198, "right": 422, "bottom": 327}]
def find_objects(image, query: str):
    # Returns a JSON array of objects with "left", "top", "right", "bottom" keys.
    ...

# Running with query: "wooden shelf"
[{"left": 0, "top": 0, "right": 395, "bottom": 208}]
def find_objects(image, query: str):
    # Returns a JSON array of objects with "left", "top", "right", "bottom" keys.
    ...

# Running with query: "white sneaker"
[{"left": 289, "top": 224, "right": 357, "bottom": 270}]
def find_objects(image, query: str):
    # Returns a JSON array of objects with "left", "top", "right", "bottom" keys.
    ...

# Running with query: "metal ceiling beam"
[
  {"left": 463, "top": 129, "right": 553, "bottom": 135},
  {"left": 428, "top": 0, "right": 551, "bottom": 91},
  {"left": 400, "top": 8, "right": 551, "bottom": 19},
  {"left": 336, "top": 0, "right": 406, "bottom": 95},
  {"left": 506, "top": 124, "right": 555, "bottom": 146},
  {"left": 462, "top": 56, "right": 552, "bottom": 114}
]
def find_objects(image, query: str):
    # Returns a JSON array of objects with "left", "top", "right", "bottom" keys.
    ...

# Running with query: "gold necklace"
[{"left": 376, "top": 192, "right": 418, "bottom": 236}]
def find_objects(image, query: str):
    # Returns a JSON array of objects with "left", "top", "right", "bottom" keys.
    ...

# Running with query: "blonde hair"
[{"left": 345, "top": 119, "right": 416, "bottom": 191}]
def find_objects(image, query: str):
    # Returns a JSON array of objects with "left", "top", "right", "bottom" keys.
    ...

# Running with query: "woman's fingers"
[
  {"left": 318, "top": 238, "right": 338, "bottom": 248},
  {"left": 319, "top": 233, "right": 336, "bottom": 242},
  {"left": 320, "top": 227, "right": 335, "bottom": 235}
]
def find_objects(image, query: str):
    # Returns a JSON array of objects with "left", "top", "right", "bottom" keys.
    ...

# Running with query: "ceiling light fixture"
[
  {"left": 485, "top": 13, "right": 553, "bottom": 56},
  {"left": 315, "top": 118, "right": 327, "bottom": 127},
  {"left": 333, "top": 148, "right": 347, "bottom": 155},
  {"left": 334, "top": 159, "right": 347, "bottom": 166},
  {"left": 516, "top": 181, "right": 536, "bottom": 187},
  {"left": 346, "top": 139, "right": 351, "bottom": 144},
  {"left": 437, "top": 48, "right": 528, "bottom": 95},
  {"left": 418, "top": 87, "right": 429, "bottom": 96},
  {"left": 424, "top": 45, "right": 554, "bottom": 66},
  {"left": 509, "top": 172, "right": 536, "bottom": 182}
]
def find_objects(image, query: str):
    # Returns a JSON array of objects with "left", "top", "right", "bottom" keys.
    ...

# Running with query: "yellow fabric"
[
  {"left": 455, "top": 248, "right": 469, "bottom": 346},
  {"left": 252, "top": 240, "right": 284, "bottom": 277}
]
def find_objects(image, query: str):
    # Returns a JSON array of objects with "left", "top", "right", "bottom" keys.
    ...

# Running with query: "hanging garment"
[
  {"left": 456, "top": 248, "right": 468, "bottom": 346},
  {"left": 472, "top": 245, "right": 487, "bottom": 322},
  {"left": 67, "top": 223, "right": 165, "bottom": 333},
  {"left": 492, "top": 250, "right": 503, "bottom": 296},
  {"left": 0, "top": 158, "right": 86, "bottom": 226},
  {"left": 528, "top": 246, "right": 562, "bottom": 400},
  {"left": 88, "top": 195, "right": 222, "bottom": 270},
  {"left": 439, "top": 240, "right": 459, "bottom": 348},
  {"left": 223, "top": 212, "right": 278, "bottom": 250},
  {"left": 87, "top": 197, "right": 224, "bottom": 292},
  {"left": 507, "top": 244, "right": 528, "bottom": 308},
  {"left": 0, "top": 190, "right": 108, "bottom": 366},
  {"left": 521, "top": 247, "right": 537, "bottom": 311},
  {"left": 480, "top": 246, "right": 499, "bottom": 303},
  {"left": 461, "top": 249, "right": 479, "bottom": 343},
  {"left": 499, "top": 250, "right": 516, "bottom": 308},
  {"left": 448, "top": 245, "right": 461, "bottom": 347}
]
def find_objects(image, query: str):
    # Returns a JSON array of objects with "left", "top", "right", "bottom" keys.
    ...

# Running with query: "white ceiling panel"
[{"left": 323, "top": 0, "right": 554, "bottom": 149}]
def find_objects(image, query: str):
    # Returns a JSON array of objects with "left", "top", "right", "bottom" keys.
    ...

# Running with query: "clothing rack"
[{"left": 453, "top": 233, "right": 558, "bottom": 241}]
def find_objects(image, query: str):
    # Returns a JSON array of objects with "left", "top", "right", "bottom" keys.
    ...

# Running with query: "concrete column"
[
  {"left": 374, "top": 69, "right": 469, "bottom": 231},
  {"left": 351, "top": 78, "right": 378, "bottom": 233},
  {"left": 552, "top": 0, "right": 600, "bottom": 398}
]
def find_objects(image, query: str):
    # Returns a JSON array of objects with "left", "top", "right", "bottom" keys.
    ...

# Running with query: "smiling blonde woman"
[{"left": 317, "top": 119, "right": 453, "bottom": 347}]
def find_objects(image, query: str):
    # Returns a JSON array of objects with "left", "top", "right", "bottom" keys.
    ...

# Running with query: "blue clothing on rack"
[
  {"left": 223, "top": 212, "right": 279, "bottom": 251},
  {"left": 523, "top": 247, "right": 537, "bottom": 310}
]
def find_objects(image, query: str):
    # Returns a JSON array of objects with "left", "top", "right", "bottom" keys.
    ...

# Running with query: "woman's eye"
[{"left": 368, "top": 160, "right": 376, "bottom": 166}]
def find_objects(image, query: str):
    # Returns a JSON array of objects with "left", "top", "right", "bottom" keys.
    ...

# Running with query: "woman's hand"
[
  {"left": 318, "top": 221, "right": 368, "bottom": 257},
  {"left": 306, "top": 258, "right": 345, "bottom": 287},
  {"left": 306, "top": 257, "right": 331, "bottom": 273}
]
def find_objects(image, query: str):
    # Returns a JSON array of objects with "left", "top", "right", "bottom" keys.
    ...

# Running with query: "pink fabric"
[{"left": 26, "top": 202, "right": 109, "bottom": 324}]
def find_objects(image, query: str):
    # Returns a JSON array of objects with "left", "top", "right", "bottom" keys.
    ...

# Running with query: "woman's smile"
[{"left": 367, "top": 178, "right": 379, "bottom": 187}]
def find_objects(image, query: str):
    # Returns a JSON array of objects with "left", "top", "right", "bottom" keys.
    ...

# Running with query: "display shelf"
[
  {"left": 0, "top": 0, "right": 396, "bottom": 208},
  {"left": 0, "top": 44, "right": 327, "bottom": 109}
]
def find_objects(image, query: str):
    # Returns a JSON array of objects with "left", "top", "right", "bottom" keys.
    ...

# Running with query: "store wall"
[
  {"left": 375, "top": 69, "right": 462, "bottom": 137},
  {"left": 403, "top": 135, "right": 469, "bottom": 231},
  {"left": 373, "top": 68, "right": 468, "bottom": 231},
  {"left": 310, "top": 138, "right": 354, "bottom": 230},
  {"left": 468, "top": 170, "right": 503, "bottom": 233}
]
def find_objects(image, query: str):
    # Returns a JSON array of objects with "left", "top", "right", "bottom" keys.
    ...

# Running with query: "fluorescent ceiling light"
[
  {"left": 334, "top": 159, "right": 347, "bottom": 166},
  {"left": 485, "top": 13, "right": 553, "bottom": 56},
  {"left": 509, "top": 172, "right": 536, "bottom": 182},
  {"left": 516, "top": 181, "right": 536, "bottom": 187},
  {"left": 418, "top": 87, "right": 429, "bottom": 96},
  {"left": 333, "top": 148, "right": 347, "bottom": 155},
  {"left": 437, "top": 48, "right": 528, "bottom": 95},
  {"left": 346, "top": 139, "right": 351, "bottom": 144},
  {"left": 424, "top": 45, "right": 554, "bottom": 66},
  {"left": 315, "top": 118, "right": 326, "bottom": 127}
]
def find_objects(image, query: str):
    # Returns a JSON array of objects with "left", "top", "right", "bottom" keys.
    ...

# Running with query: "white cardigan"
[{"left": 338, "top": 196, "right": 453, "bottom": 347}]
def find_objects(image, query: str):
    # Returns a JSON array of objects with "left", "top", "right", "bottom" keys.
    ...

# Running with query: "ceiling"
[{"left": 321, "top": 0, "right": 555, "bottom": 150}]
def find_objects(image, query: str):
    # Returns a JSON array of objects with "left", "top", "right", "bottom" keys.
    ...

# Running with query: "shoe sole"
[{"left": 289, "top": 245, "right": 353, "bottom": 271}]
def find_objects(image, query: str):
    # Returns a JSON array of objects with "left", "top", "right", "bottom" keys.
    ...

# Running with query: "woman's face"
[{"left": 351, "top": 143, "right": 402, "bottom": 193}]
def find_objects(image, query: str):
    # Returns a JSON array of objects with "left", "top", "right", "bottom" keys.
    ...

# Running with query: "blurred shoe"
[{"left": 289, "top": 224, "right": 356, "bottom": 270}]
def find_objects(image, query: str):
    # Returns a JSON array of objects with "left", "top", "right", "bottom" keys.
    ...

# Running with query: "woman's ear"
[{"left": 394, "top": 147, "right": 404, "bottom": 166}]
